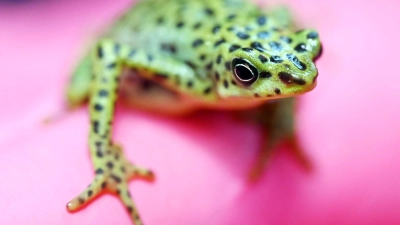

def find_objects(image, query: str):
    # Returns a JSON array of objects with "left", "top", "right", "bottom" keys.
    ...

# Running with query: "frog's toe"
[
  {"left": 67, "top": 144, "right": 154, "bottom": 225},
  {"left": 66, "top": 174, "right": 107, "bottom": 212},
  {"left": 247, "top": 145, "right": 273, "bottom": 182},
  {"left": 247, "top": 134, "right": 313, "bottom": 182},
  {"left": 110, "top": 144, "right": 155, "bottom": 182},
  {"left": 286, "top": 135, "right": 313, "bottom": 172},
  {"left": 119, "top": 189, "right": 144, "bottom": 225}
]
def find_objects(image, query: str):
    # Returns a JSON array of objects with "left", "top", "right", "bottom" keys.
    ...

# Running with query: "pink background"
[{"left": 1, "top": 0, "right": 400, "bottom": 224}]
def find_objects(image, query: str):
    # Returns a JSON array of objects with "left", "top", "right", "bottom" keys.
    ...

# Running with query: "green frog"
[{"left": 65, "top": 0, "right": 322, "bottom": 224}]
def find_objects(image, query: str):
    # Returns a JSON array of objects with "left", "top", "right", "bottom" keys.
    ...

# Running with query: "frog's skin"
[{"left": 65, "top": 0, "right": 322, "bottom": 224}]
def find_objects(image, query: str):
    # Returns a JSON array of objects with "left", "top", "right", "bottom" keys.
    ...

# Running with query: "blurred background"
[{"left": 0, "top": 0, "right": 400, "bottom": 224}]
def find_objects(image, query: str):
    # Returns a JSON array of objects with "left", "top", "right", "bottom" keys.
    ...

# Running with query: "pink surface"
[{"left": 1, "top": 0, "right": 400, "bottom": 224}]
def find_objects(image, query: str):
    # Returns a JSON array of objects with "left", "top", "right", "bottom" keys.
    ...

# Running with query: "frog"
[{"left": 64, "top": 0, "right": 322, "bottom": 224}]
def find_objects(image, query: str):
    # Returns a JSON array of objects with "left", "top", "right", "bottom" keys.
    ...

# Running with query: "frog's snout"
[
  {"left": 279, "top": 69, "right": 317, "bottom": 94},
  {"left": 312, "top": 72, "right": 318, "bottom": 84},
  {"left": 313, "top": 43, "right": 323, "bottom": 61}
]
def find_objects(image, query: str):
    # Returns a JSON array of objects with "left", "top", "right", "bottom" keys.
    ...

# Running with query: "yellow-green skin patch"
[{"left": 66, "top": 0, "right": 322, "bottom": 224}]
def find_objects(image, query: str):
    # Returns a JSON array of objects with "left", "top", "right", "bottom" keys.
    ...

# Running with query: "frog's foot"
[
  {"left": 66, "top": 144, "right": 154, "bottom": 225},
  {"left": 286, "top": 135, "right": 313, "bottom": 171},
  {"left": 248, "top": 134, "right": 312, "bottom": 182},
  {"left": 248, "top": 134, "right": 276, "bottom": 182}
]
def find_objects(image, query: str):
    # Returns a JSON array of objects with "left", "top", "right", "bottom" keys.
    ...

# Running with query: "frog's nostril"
[
  {"left": 279, "top": 72, "right": 306, "bottom": 85},
  {"left": 279, "top": 72, "right": 293, "bottom": 84},
  {"left": 294, "top": 78, "right": 306, "bottom": 85}
]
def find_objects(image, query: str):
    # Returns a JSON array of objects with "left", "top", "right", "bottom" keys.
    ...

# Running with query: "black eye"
[
  {"left": 232, "top": 58, "right": 258, "bottom": 85},
  {"left": 313, "top": 44, "right": 323, "bottom": 61}
]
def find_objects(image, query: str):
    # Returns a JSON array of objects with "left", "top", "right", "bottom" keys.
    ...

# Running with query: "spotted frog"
[{"left": 65, "top": 0, "right": 322, "bottom": 224}]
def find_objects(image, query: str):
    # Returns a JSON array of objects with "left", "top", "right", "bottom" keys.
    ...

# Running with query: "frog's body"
[{"left": 65, "top": 0, "right": 322, "bottom": 224}]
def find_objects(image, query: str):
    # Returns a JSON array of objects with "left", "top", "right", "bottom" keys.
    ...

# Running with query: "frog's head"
[{"left": 216, "top": 29, "right": 322, "bottom": 100}]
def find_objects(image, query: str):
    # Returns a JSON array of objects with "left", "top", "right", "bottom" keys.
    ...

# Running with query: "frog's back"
[
  {"left": 105, "top": 0, "right": 262, "bottom": 77},
  {"left": 107, "top": 0, "right": 259, "bottom": 50}
]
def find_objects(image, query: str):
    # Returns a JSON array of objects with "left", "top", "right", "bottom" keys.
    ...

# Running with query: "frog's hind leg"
[
  {"left": 248, "top": 98, "right": 312, "bottom": 181},
  {"left": 267, "top": 6, "right": 295, "bottom": 30},
  {"left": 66, "top": 38, "right": 207, "bottom": 224},
  {"left": 43, "top": 54, "right": 93, "bottom": 124},
  {"left": 66, "top": 54, "right": 93, "bottom": 108}
]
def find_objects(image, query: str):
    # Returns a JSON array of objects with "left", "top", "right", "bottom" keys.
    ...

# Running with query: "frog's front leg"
[
  {"left": 66, "top": 39, "right": 204, "bottom": 224},
  {"left": 248, "top": 98, "right": 312, "bottom": 181}
]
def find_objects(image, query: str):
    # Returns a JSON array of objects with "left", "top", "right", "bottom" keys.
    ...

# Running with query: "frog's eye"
[
  {"left": 232, "top": 58, "right": 258, "bottom": 85},
  {"left": 313, "top": 44, "right": 323, "bottom": 61}
]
